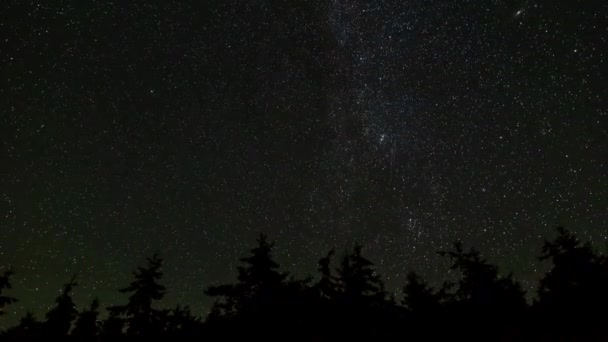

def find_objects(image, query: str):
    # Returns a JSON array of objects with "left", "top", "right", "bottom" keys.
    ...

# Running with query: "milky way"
[{"left": 1, "top": 0, "right": 607, "bottom": 326}]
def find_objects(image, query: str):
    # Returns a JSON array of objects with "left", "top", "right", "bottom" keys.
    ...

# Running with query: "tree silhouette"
[
  {"left": 100, "top": 310, "right": 124, "bottom": 341},
  {"left": 0, "top": 269, "right": 17, "bottom": 317},
  {"left": 534, "top": 227, "right": 608, "bottom": 340},
  {"left": 71, "top": 297, "right": 100, "bottom": 339},
  {"left": 109, "top": 253, "right": 166, "bottom": 337},
  {"left": 44, "top": 275, "right": 79, "bottom": 337},
  {"left": 336, "top": 244, "right": 386, "bottom": 303},
  {"left": 205, "top": 233, "right": 294, "bottom": 339},
  {"left": 205, "top": 234, "right": 288, "bottom": 317},
  {"left": 236, "top": 233, "right": 287, "bottom": 293},
  {"left": 315, "top": 248, "right": 337, "bottom": 300},
  {"left": 538, "top": 227, "right": 608, "bottom": 307},
  {"left": 401, "top": 272, "right": 447, "bottom": 339},
  {"left": 2, "top": 312, "right": 43, "bottom": 340},
  {"left": 439, "top": 242, "right": 527, "bottom": 340},
  {"left": 402, "top": 272, "right": 441, "bottom": 314},
  {"left": 3, "top": 228, "right": 608, "bottom": 341},
  {"left": 164, "top": 305, "right": 202, "bottom": 339},
  {"left": 334, "top": 244, "right": 389, "bottom": 338}
]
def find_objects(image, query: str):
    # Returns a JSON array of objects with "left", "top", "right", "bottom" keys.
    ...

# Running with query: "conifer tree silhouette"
[
  {"left": 205, "top": 234, "right": 288, "bottom": 317},
  {"left": 2, "top": 311, "right": 43, "bottom": 340},
  {"left": 109, "top": 253, "right": 166, "bottom": 337},
  {"left": 205, "top": 233, "right": 292, "bottom": 339},
  {"left": 402, "top": 272, "right": 441, "bottom": 314},
  {"left": 44, "top": 275, "right": 79, "bottom": 337},
  {"left": 165, "top": 305, "right": 202, "bottom": 339},
  {"left": 401, "top": 272, "right": 445, "bottom": 339},
  {"left": 336, "top": 244, "right": 386, "bottom": 303},
  {"left": 5, "top": 229, "right": 608, "bottom": 341},
  {"left": 316, "top": 248, "right": 337, "bottom": 300},
  {"left": 334, "top": 244, "right": 388, "bottom": 338},
  {"left": 0, "top": 269, "right": 17, "bottom": 317},
  {"left": 538, "top": 227, "right": 607, "bottom": 308},
  {"left": 100, "top": 310, "right": 124, "bottom": 341},
  {"left": 535, "top": 227, "right": 608, "bottom": 340},
  {"left": 236, "top": 233, "right": 288, "bottom": 296},
  {"left": 72, "top": 297, "right": 100, "bottom": 339},
  {"left": 439, "top": 242, "right": 526, "bottom": 340}
]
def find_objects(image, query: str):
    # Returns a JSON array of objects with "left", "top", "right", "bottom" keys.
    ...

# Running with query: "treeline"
[{"left": 1, "top": 227, "right": 608, "bottom": 341}]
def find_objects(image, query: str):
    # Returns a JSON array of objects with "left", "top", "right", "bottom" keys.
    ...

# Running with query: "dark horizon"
[
  {"left": 0, "top": 225, "right": 576, "bottom": 325},
  {"left": 2, "top": 227, "right": 608, "bottom": 340}
]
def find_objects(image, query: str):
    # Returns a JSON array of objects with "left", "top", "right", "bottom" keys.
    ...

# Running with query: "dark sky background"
[{"left": 1, "top": 0, "right": 607, "bottom": 326}]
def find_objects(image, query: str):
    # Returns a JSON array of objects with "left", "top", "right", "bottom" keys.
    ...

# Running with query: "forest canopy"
[{"left": 1, "top": 227, "right": 608, "bottom": 341}]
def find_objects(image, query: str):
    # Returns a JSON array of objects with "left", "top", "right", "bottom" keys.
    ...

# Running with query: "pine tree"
[
  {"left": 439, "top": 242, "right": 526, "bottom": 340},
  {"left": 100, "top": 310, "right": 124, "bottom": 341},
  {"left": 0, "top": 269, "right": 17, "bottom": 317},
  {"left": 109, "top": 253, "right": 166, "bottom": 336},
  {"left": 401, "top": 272, "right": 445, "bottom": 339},
  {"left": 72, "top": 298, "right": 100, "bottom": 339},
  {"left": 44, "top": 275, "right": 79, "bottom": 337},
  {"left": 336, "top": 244, "right": 386, "bottom": 303},
  {"left": 402, "top": 272, "right": 440, "bottom": 314},
  {"left": 535, "top": 227, "right": 608, "bottom": 340},
  {"left": 236, "top": 233, "right": 288, "bottom": 295},
  {"left": 206, "top": 233, "right": 288, "bottom": 317},
  {"left": 2, "top": 311, "right": 43, "bottom": 340},
  {"left": 316, "top": 249, "right": 336, "bottom": 299},
  {"left": 165, "top": 305, "right": 201, "bottom": 338},
  {"left": 538, "top": 227, "right": 607, "bottom": 307},
  {"left": 440, "top": 242, "right": 526, "bottom": 311},
  {"left": 332, "top": 244, "right": 388, "bottom": 339}
]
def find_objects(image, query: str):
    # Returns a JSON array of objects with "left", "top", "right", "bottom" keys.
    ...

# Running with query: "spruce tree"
[
  {"left": 109, "top": 253, "right": 166, "bottom": 336},
  {"left": 44, "top": 275, "right": 79, "bottom": 337},
  {"left": 0, "top": 269, "right": 17, "bottom": 317},
  {"left": 100, "top": 310, "right": 124, "bottom": 341},
  {"left": 3, "top": 312, "right": 43, "bottom": 340},
  {"left": 206, "top": 233, "right": 288, "bottom": 317},
  {"left": 336, "top": 244, "right": 386, "bottom": 303},
  {"left": 535, "top": 227, "right": 608, "bottom": 340},
  {"left": 72, "top": 298, "right": 100, "bottom": 339},
  {"left": 439, "top": 242, "right": 526, "bottom": 340},
  {"left": 402, "top": 272, "right": 440, "bottom": 314},
  {"left": 316, "top": 249, "right": 336, "bottom": 300}
]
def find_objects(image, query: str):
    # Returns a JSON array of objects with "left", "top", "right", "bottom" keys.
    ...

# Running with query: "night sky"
[{"left": 1, "top": 0, "right": 607, "bottom": 326}]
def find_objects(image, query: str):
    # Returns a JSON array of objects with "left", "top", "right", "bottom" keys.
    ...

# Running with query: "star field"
[{"left": 1, "top": 0, "right": 607, "bottom": 326}]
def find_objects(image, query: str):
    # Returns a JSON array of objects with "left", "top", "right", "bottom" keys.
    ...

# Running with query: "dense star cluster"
[{"left": 1, "top": 0, "right": 606, "bottom": 326}]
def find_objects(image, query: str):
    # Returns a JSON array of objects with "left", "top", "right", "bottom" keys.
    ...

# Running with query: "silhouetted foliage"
[
  {"left": 99, "top": 310, "right": 124, "bottom": 341},
  {"left": 439, "top": 242, "right": 527, "bottom": 340},
  {"left": 71, "top": 298, "right": 100, "bottom": 340},
  {"left": 108, "top": 252, "right": 166, "bottom": 337},
  {"left": 538, "top": 227, "right": 608, "bottom": 307},
  {"left": 2, "top": 312, "right": 44, "bottom": 340},
  {"left": 332, "top": 244, "right": 392, "bottom": 339},
  {"left": 315, "top": 248, "right": 336, "bottom": 300},
  {"left": 163, "top": 305, "right": 203, "bottom": 339},
  {"left": 0, "top": 269, "right": 17, "bottom": 317},
  {"left": 533, "top": 227, "right": 608, "bottom": 340},
  {"left": 2, "top": 226, "right": 608, "bottom": 341},
  {"left": 44, "top": 275, "right": 79, "bottom": 337},
  {"left": 402, "top": 271, "right": 441, "bottom": 314},
  {"left": 205, "top": 233, "right": 296, "bottom": 339},
  {"left": 336, "top": 244, "right": 386, "bottom": 303},
  {"left": 401, "top": 271, "right": 445, "bottom": 339},
  {"left": 205, "top": 234, "right": 287, "bottom": 315}
]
